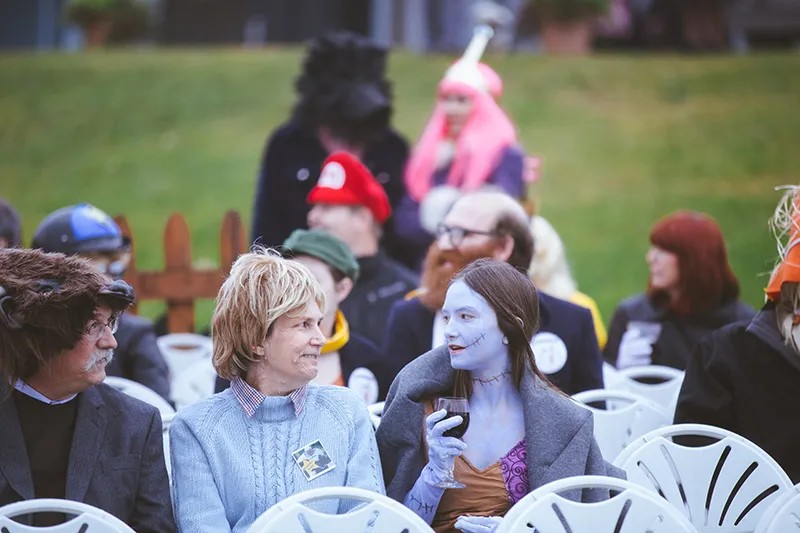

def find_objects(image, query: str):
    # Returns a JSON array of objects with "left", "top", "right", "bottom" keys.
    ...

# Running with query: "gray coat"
[{"left": 376, "top": 346, "right": 624, "bottom": 503}]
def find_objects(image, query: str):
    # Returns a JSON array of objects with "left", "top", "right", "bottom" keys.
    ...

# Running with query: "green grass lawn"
[{"left": 1, "top": 49, "right": 799, "bottom": 329}]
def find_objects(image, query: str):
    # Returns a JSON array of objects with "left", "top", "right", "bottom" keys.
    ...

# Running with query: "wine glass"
[{"left": 433, "top": 396, "right": 470, "bottom": 489}]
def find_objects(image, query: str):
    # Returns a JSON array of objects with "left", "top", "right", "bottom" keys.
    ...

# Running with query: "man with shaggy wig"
[{"left": 0, "top": 248, "right": 174, "bottom": 531}]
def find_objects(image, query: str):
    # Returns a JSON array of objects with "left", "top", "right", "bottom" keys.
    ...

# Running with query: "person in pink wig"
[{"left": 395, "top": 29, "right": 528, "bottom": 268}]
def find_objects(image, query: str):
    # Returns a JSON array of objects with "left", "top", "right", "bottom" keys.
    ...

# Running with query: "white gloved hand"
[
  {"left": 616, "top": 328, "right": 654, "bottom": 369},
  {"left": 455, "top": 515, "right": 502, "bottom": 532},
  {"left": 422, "top": 409, "right": 467, "bottom": 486}
]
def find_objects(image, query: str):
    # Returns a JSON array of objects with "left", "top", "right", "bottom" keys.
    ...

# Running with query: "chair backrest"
[
  {"left": 170, "top": 357, "right": 217, "bottom": 410},
  {"left": 572, "top": 389, "right": 672, "bottom": 461},
  {"left": 602, "top": 361, "right": 625, "bottom": 388},
  {"left": 246, "top": 486, "right": 434, "bottom": 533},
  {"left": 103, "top": 376, "right": 175, "bottom": 419},
  {"left": 496, "top": 475, "right": 696, "bottom": 533},
  {"left": 156, "top": 333, "right": 213, "bottom": 384},
  {"left": 754, "top": 482, "right": 800, "bottom": 533},
  {"left": 610, "top": 365, "right": 685, "bottom": 413},
  {"left": 367, "top": 401, "right": 385, "bottom": 430},
  {"left": 614, "top": 423, "right": 793, "bottom": 532},
  {"left": 0, "top": 498, "right": 135, "bottom": 532}
]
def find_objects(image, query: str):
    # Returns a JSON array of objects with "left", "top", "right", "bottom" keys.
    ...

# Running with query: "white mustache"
[{"left": 83, "top": 349, "right": 114, "bottom": 372}]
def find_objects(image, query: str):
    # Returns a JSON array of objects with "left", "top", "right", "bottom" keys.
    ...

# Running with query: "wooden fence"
[{"left": 114, "top": 211, "right": 247, "bottom": 333}]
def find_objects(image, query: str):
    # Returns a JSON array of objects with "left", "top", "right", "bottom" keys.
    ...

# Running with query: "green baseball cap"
[{"left": 283, "top": 229, "right": 360, "bottom": 283}]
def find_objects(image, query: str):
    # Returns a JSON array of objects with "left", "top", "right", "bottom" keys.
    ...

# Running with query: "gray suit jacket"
[
  {"left": 376, "top": 346, "right": 624, "bottom": 504},
  {"left": 0, "top": 384, "right": 175, "bottom": 532}
]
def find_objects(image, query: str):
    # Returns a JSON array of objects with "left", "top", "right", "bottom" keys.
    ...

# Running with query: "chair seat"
[
  {"left": 246, "top": 486, "right": 433, "bottom": 533},
  {"left": 0, "top": 498, "right": 135, "bottom": 532},
  {"left": 496, "top": 475, "right": 696, "bottom": 533}
]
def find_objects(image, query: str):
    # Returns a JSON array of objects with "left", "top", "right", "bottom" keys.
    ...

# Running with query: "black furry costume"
[{"left": 250, "top": 32, "right": 412, "bottom": 266}]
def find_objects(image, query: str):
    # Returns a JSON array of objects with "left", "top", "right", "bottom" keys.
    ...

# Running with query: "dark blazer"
[
  {"left": 107, "top": 313, "right": 171, "bottom": 401},
  {"left": 382, "top": 292, "right": 603, "bottom": 395},
  {"left": 603, "top": 293, "right": 756, "bottom": 370},
  {"left": 0, "top": 384, "right": 175, "bottom": 532}
]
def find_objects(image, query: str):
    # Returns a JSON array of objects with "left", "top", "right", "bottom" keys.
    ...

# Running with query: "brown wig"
[
  {"left": 449, "top": 258, "right": 551, "bottom": 398},
  {"left": 0, "top": 248, "right": 133, "bottom": 387},
  {"left": 648, "top": 210, "right": 740, "bottom": 315}
]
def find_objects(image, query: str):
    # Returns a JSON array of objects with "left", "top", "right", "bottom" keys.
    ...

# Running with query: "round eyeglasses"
[{"left": 85, "top": 315, "right": 120, "bottom": 341}]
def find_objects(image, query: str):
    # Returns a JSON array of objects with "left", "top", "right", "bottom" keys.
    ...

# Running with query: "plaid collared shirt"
[{"left": 230, "top": 377, "right": 307, "bottom": 417}]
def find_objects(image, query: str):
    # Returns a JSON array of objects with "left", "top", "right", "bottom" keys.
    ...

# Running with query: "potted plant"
[
  {"left": 64, "top": 0, "right": 148, "bottom": 48},
  {"left": 524, "top": 0, "right": 610, "bottom": 54}
]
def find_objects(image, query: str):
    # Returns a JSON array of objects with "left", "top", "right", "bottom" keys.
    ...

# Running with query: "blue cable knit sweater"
[{"left": 169, "top": 385, "right": 384, "bottom": 532}]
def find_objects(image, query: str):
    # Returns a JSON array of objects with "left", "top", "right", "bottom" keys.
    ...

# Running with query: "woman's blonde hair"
[{"left": 211, "top": 247, "right": 325, "bottom": 380}]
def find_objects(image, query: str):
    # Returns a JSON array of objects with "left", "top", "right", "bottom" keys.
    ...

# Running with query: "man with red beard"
[
  {"left": 0, "top": 248, "right": 175, "bottom": 531},
  {"left": 381, "top": 190, "right": 603, "bottom": 395}
]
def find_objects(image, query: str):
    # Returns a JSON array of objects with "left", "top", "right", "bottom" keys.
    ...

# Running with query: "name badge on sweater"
[{"left": 292, "top": 439, "right": 336, "bottom": 481}]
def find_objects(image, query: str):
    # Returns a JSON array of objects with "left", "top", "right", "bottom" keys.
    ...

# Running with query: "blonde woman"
[
  {"left": 170, "top": 248, "right": 384, "bottom": 532},
  {"left": 529, "top": 215, "right": 607, "bottom": 348}
]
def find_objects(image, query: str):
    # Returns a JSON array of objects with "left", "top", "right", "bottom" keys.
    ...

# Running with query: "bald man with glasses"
[
  {"left": 0, "top": 248, "right": 175, "bottom": 532},
  {"left": 382, "top": 190, "right": 604, "bottom": 395}
]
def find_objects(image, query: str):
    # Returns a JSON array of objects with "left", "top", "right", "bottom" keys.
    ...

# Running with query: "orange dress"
[{"left": 431, "top": 455, "right": 513, "bottom": 533}]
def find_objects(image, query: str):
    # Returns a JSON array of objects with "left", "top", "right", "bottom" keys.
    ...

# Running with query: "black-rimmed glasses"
[{"left": 436, "top": 224, "right": 498, "bottom": 248}]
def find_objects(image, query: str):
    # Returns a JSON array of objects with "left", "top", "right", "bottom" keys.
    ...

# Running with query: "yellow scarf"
[{"left": 321, "top": 310, "right": 349, "bottom": 354}]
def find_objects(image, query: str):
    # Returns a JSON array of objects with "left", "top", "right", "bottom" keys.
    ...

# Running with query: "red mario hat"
[{"left": 307, "top": 152, "right": 391, "bottom": 224}]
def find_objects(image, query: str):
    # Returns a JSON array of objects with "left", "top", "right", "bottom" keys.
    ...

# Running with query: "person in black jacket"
[
  {"left": 382, "top": 190, "right": 603, "bottom": 395},
  {"left": 604, "top": 210, "right": 754, "bottom": 370},
  {"left": 250, "top": 31, "right": 413, "bottom": 267},
  {"left": 675, "top": 188, "right": 800, "bottom": 483},
  {"left": 31, "top": 204, "right": 171, "bottom": 401},
  {"left": 307, "top": 152, "right": 419, "bottom": 349}
]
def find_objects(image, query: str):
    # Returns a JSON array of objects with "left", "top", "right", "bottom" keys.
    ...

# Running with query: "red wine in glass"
[
  {"left": 433, "top": 397, "right": 470, "bottom": 489},
  {"left": 442, "top": 412, "right": 470, "bottom": 439}
]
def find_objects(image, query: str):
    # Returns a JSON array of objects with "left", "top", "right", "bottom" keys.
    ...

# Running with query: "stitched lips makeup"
[{"left": 448, "top": 333, "right": 485, "bottom": 356}]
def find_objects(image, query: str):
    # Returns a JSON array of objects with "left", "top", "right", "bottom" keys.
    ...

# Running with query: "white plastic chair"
[
  {"left": 156, "top": 333, "right": 212, "bottom": 385},
  {"left": 367, "top": 401, "right": 385, "bottom": 430},
  {"left": 572, "top": 389, "right": 672, "bottom": 461},
  {"left": 609, "top": 365, "right": 685, "bottom": 414},
  {"left": 602, "top": 361, "right": 625, "bottom": 389},
  {"left": 246, "top": 486, "right": 434, "bottom": 533},
  {"left": 496, "top": 475, "right": 697, "bottom": 533},
  {"left": 754, "top": 482, "right": 800, "bottom": 532},
  {"left": 0, "top": 498, "right": 135, "bottom": 532},
  {"left": 103, "top": 376, "right": 175, "bottom": 419},
  {"left": 170, "top": 357, "right": 217, "bottom": 410},
  {"left": 614, "top": 423, "right": 793, "bottom": 532}
]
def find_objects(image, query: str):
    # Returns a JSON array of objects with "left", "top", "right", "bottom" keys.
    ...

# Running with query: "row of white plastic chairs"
[{"left": 2, "top": 422, "right": 797, "bottom": 533}]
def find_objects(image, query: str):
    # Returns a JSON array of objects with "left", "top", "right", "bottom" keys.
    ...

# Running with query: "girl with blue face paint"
[{"left": 377, "top": 259, "right": 623, "bottom": 533}]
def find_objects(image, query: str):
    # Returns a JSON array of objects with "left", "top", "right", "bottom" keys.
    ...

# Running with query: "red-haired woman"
[{"left": 604, "top": 211, "right": 755, "bottom": 370}]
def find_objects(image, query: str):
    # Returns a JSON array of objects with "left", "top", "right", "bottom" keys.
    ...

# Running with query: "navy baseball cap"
[{"left": 32, "top": 204, "right": 125, "bottom": 255}]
